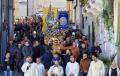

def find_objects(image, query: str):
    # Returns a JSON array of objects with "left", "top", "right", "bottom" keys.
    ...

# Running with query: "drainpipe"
[
  {"left": 27, "top": 0, "right": 28, "bottom": 16},
  {"left": 0, "top": 0, "right": 2, "bottom": 65}
]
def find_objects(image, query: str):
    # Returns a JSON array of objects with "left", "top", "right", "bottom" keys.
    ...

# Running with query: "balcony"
[
  {"left": 83, "top": 0, "right": 103, "bottom": 17},
  {"left": 82, "top": 6, "right": 99, "bottom": 20},
  {"left": 89, "top": 0, "right": 103, "bottom": 12}
]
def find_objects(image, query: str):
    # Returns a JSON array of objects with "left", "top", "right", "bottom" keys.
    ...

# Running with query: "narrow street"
[{"left": 0, "top": 0, "right": 119, "bottom": 76}]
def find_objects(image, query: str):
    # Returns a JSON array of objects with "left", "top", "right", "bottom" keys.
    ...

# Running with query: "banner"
[
  {"left": 43, "top": 8, "right": 58, "bottom": 32},
  {"left": 58, "top": 11, "right": 69, "bottom": 29}
]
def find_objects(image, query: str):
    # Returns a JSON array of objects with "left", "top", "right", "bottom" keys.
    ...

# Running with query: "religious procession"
[
  {"left": 1, "top": 13, "right": 118, "bottom": 76},
  {"left": 0, "top": 0, "right": 119, "bottom": 76}
]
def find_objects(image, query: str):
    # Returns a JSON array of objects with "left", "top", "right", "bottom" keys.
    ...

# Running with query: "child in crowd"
[{"left": 35, "top": 57, "right": 45, "bottom": 76}]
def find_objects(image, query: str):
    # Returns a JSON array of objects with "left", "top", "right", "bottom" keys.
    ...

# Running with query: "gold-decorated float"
[{"left": 44, "top": 29, "right": 69, "bottom": 54}]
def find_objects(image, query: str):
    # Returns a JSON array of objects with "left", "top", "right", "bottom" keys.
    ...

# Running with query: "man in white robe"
[
  {"left": 87, "top": 54, "right": 105, "bottom": 76},
  {"left": 48, "top": 59, "right": 64, "bottom": 76},
  {"left": 66, "top": 55, "right": 79, "bottom": 76},
  {"left": 35, "top": 57, "right": 45, "bottom": 76},
  {"left": 21, "top": 56, "right": 37, "bottom": 76}
]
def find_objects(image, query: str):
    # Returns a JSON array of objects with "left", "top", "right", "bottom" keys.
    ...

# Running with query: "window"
[
  {"left": 92, "top": 21, "right": 95, "bottom": 45},
  {"left": 82, "top": 14, "right": 84, "bottom": 29},
  {"left": 86, "top": 16, "right": 87, "bottom": 20},
  {"left": 88, "top": 25, "right": 90, "bottom": 41}
]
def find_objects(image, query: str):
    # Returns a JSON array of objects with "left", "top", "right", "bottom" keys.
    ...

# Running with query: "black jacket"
[{"left": 3, "top": 57, "right": 15, "bottom": 71}]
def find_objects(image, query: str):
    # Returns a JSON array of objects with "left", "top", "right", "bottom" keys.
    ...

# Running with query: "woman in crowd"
[
  {"left": 3, "top": 51, "right": 15, "bottom": 76},
  {"left": 109, "top": 61, "right": 120, "bottom": 76}
]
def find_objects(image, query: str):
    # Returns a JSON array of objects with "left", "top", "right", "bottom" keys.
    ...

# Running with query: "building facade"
[
  {"left": 14, "top": 0, "right": 33, "bottom": 18},
  {"left": 73, "top": 0, "right": 118, "bottom": 64},
  {"left": 14, "top": 0, "right": 67, "bottom": 19},
  {"left": 114, "top": 0, "right": 120, "bottom": 67},
  {"left": 82, "top": 0, "right": 115, "bottom": 56},
  {"left": 73, "top": 0, "right": 82, "bottom": 29},
  {"left": 66, "top": 0, "right": 75, "bottom": 23},
  {"left": 0, "top": 0, "right": 14, "bottom": 64},
  {"left": 14, "top": 0, "right": 27, "bottom": 18}
]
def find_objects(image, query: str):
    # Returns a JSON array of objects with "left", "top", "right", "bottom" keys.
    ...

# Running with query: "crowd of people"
[{"left": 2, "top": 16, "right": 120, "bottom": 76}]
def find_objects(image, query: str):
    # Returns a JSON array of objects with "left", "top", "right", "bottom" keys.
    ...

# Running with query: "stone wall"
[
  {"left": 94, "top": 17, "right": 116, "bottom": 57},
  {"left": 83, "top": 14, "right": 117, "bottom": 65},
  {"left": 82, "top": 0, "right": 117, "bottom": 58}
]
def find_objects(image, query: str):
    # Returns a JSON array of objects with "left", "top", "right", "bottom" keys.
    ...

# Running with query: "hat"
[{"left": 52, "top": 57, "right": 60, "bottom": 62}]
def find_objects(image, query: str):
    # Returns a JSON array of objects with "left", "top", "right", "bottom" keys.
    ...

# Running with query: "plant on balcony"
[
  {"left": 102, "top": 0, "right": 114, "bottom": 30},
  {"left": 80, "top": 0, "right": 88, "bottom": 6}
]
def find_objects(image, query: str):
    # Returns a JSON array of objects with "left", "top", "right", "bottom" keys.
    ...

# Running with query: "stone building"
[
  {"left": 0, "top": 0, "right": 14, "bottom": 64},
  {"left": 73, "top": 0, "right": 119, "bottom": 65}
]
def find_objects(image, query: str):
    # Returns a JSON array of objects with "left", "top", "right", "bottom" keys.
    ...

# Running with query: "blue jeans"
[{"left": 4, "top": 69, "right": 13, "bottom": 76}]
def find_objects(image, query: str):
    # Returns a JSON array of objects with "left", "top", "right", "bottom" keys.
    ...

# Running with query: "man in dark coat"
[
  {"left": 7, "top": 40, "right": 16, "bottom": 58},
  {"left": 15, "top": 43, "right": 24, "bottom": 72},
  {"left": 22, "top": 42, "right": 33, "bottom": 58},
  {"left": 32, "top": 41, "right": 41, "bottom": 62}
]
